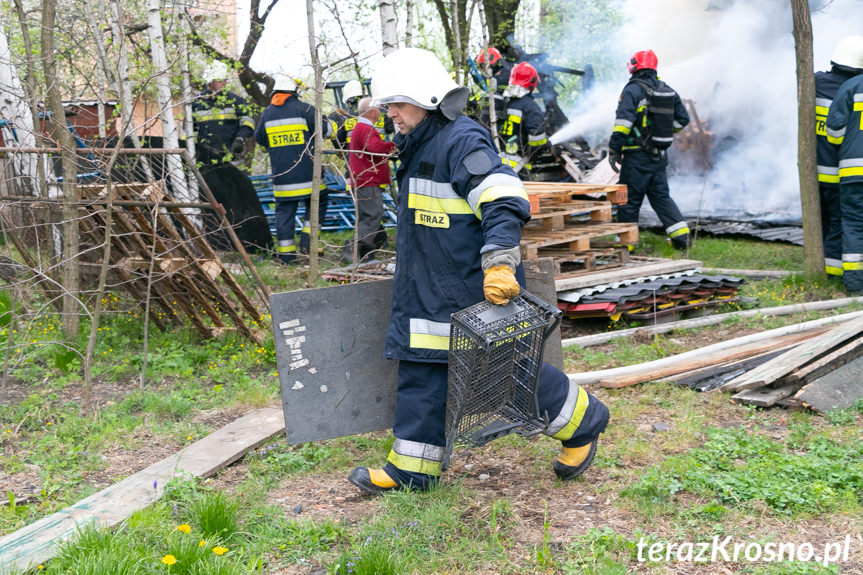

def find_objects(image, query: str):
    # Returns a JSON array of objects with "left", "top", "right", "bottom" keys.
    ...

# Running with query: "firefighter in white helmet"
[
  {"left": 193, "top": 61, "right": 255, "bottom": 166},
  {"left": 816, "top": 36, "right": 863, "bottom": 278},
  {"left": 825, "top": 36, "right": 863, "bottom": 293},
  {"left": 254, "top": 74, "right": 334, "bottom": 263},
  {"left": 346, "top": 47, "right": 610, "bottom": 495}
]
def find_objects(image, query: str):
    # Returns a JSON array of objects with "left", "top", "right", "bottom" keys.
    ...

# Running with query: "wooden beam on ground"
[
  {"left": 566, "top": 310, "right": 863, "bottom": 387},
  {"left": 595, "top": 330, "right": 821, "bottom": 389},
  {"left": 720, "top": 316, "right": 863, "bottom": 392},
  {"left": 0, "top": 408, "right": 285, "bottom": 573},
  {"left": 784, "top": 335, "right": 863, "bottom": 383},
  {"left": 661, "top": 349, "right": 786, "bottom": 391},
  {"left": 794, "top": 355, "right": 863, "bottom": 413},
  {"left": 731, "top": 382, "right": 805, "bottom": 407}
]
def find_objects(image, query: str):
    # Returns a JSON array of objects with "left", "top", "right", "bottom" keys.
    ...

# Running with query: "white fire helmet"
[
  {"left": 831, "top": 35, "right": 863, "bottom": 70},
  {"left": 272, "top": 75, "right": 298, "bottom": 93},
  {"left": 371, "top": 48, "right": 467, "bottom": 119},
  {"left": 202, "top": 61, "right": 229, "bottom": 83},
  {"left": 342, "top": 79, "right": 364, "bottom": 104}
]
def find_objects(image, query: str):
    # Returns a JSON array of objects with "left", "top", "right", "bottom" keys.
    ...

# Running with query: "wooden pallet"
[
  {"left": 520, "top": 222, "right": 639, "bottom": 259},
  {"left": 524, "top": 181, "right": 628, "bottom": 205},
  {"left": 531, "top": 247, "right": 630, "bottom": 276},
  {"left": 526, "top": 200, "right": 613, "bottom": 230}
]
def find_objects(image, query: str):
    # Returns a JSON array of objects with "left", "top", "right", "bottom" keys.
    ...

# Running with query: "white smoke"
[{"left": 550, "top": 0, "right": 863, "bottom": 222}]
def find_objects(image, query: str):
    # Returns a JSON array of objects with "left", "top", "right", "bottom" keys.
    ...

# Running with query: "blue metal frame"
[{"left": 249, "top": 169, "right": 397, "bottom": 235}]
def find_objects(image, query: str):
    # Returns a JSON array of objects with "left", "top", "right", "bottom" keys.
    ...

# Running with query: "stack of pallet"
[
  {"left": 717, "top": 314, "right": 863, "bottom": 412},
  {"left": 521, "top": 182, "right": 635, "bottom": 278}
]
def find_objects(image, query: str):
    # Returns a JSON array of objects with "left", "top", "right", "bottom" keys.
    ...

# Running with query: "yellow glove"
[{"left": 483, "top": 265, "right": 520, "bottom": 306}]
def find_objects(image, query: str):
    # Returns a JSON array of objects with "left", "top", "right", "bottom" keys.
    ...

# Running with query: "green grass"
[{"left": 4, "top": 235, "right": 863, "bottom": 573}]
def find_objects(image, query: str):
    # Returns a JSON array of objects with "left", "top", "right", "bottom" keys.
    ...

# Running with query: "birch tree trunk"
[
  {"left": 477, "top": 1, "right": 499, "bottom": 152},
  {"left": 791, "top": 0, "right": 824, "bottom": 279},
  {"left": 451, "top": 0, "right": 463, "bottom": 83},
  {"left": 306, "top": 0, "right": 323, "bottom": 280},
  {"left": 146, "top": 0, "right": 193, "bottom": 211},
  {"left": 378, "top": 0, "right": 398, "bottom": 55},
  {"left": 405, "top": 0, "right": 414, "bottom": 47},
  {"left": 41, "top": 0, "right": 80, "bottom": 339},
  {"left": 0, "top": 26, "right": 40, "bottom": 196},
  {"left": 109, "top": 0, "right": 153, "bottom": 180}
]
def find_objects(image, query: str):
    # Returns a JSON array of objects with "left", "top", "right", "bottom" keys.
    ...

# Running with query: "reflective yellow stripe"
[
  {"left": 528, "top": 138, "right": 548, "bottom": 146},
  {"left": 839, "top": 166, "right": 863, "bottom": 178},
  {"left": 409, "top": 332, "right": 450, "bottom": 350},
  {"left": 408, "top": 193, "right": 473, "bottom": 214},
  {"left": 827, "top": 134, "right": 843, "bottom": 145},
  {"left": 826, "top": 265, "right": 844, "bottom": 276},
  {"left": 387, "top": 450, "right": 443, "bottom": 476},
  {"left": 277, "top": 244, "right": 296, "bottom": 253},
  {"left": 843, "top": 261, "right": 863, "bottom": 271},
  {"left": 273, "top": 183, "right": 326, "bottom": 198},
  {"left": 196, "top": 113, "right": 238, "bottom": 121},
  {"left": 613, "top": 125, "right": 631, "bottom": 134},
  {"left": 669, "top": 226, "right": 690, "bottom": 238},
  {"left": 815, "top": 106, "right": 829, "bottom": 116},
  {"left": 551, "top": 386, "right": 589, "bottom": 441},
  {"left": 475, "top": 185, "right": 529, "bottom": 220},
  {"left": 818, "top": 173, "right": 841, "bottom": 184}
]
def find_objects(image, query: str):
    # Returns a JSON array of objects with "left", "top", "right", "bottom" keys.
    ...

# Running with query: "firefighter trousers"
[
  {"left": 617, "top": 150, "right": 689, "bottom": 248},
  {"left": 274, "top": 191, "right": 329, "bottom": 261},
  {"left": 840, "top": 181, "right": 863, "bottom": 292},
  {"left": 383, "top": 359, "right": 610, "bottom": 490},
  {"left": 820, "top": 184, "right": 843, "bottom": 276}
]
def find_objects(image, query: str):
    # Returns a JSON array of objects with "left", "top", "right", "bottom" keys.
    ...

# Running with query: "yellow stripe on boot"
[
  {"left": 369, "top": 468, "right": 397, "bottom": 488},
  {"left": 557, "top": 443, "right": 593, "bottom": 467}
]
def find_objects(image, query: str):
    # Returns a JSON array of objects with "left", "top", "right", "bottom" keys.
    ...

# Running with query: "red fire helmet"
[
  {"left": 476, "top": 47, "right": 501, "bottom": 66},
  {"left": 509, "top": 61, "right": 539, "bottom": 91},
  {"left": 628, "top": 50, "right": 658, "bottom": 74}
]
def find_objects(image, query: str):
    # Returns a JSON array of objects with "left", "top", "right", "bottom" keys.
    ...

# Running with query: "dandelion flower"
[
  {"left": 198, "top": 540, "right": 207, "bottom": 547},
  {"left": 212, "top": 546, "right": 228, "bottom": 556},
  {"left": 176, "top": 524, "right": 191, "bottom": 534},
  {"left": 161, "top": 554, "right": 177, "bottom": 565}
]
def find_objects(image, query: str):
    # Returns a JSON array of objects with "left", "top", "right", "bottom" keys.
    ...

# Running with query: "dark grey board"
[{"left": 271, "top": 280, "right": 398, "bottom": 444}]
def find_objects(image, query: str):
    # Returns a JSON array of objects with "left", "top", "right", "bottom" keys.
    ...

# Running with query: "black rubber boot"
[
  {"left": 348, "top": 467, "right": 399, "bottom": 495},
  {"left": 553, "top": 439, "right": 598, "bottom": 481}
]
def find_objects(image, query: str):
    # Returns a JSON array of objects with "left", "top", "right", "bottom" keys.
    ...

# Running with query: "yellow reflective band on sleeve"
[
  {"left": 826, "top": 265, "right": 844, "bottom": 276},
  {"left": 843, "top": 261, "right": 863, "bottom": 271},
  {"left": 613, "top": 125, "right": 631, "bottom": 135},
  {"left": 474, "top": 185, "right": 529, "bottom": 219},
  {"left": 818, "top": 173, "right": 841, "bottom": 184},
  {"left": 528, "top": 137, "right": 548, "bottom": 146},
  {"left": 839, "top": 166, "right": 863, "bottom": 178},
  {"left": 827, "top": 134, "right": 844, "bottom": 145},
  {"left": 551, "top": 386, "right": 590, "bottom": 441},
  {"left": 408, "top": 193, "right": 473, "bottom": 214},
  {"left": 241, "top": 117, "right": 255, "bottom": 130},
  {"left": 669, "top": 226, "right": 690, "bottom": 238},
  {"left": 409, "top": 332, "right": 450, "bottom": 350},
  {"left": 266, "top": 124, "right": 306, "bottom": 147},
  {"left": 387, "top": 449, "right": 443, "bottom": 476}
]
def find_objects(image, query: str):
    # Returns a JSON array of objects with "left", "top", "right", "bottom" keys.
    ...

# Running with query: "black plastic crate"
[{"left": 445, "top": 290, "right": 561, "bottom": 463}]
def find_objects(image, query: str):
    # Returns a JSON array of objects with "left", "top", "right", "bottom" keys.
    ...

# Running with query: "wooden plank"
[
  {"left": 524, "top": 182, "right": 628, "bottom": 204},
  {"left": 794, "top": 355, "right": 863, "bottom": 413},
  {"left": 596, "top": 330, "right": 824, "bottom": 389},
  {"left": 731, "top": 382, "right": 805, "bottom": 407},
  {"left": 721, "top": 315, "right": 863, "bottom": 392},
  {"left": 784, "top": 335, "right": 863, "bottom": 383},
  {"left": 661, "top": 349, "right": 786, "bottom": 389},
  {"left": 524, "top": 258, "right": 563, "bottom": 371},
  {"left": 0, "top": 408, "right": 284, "bottom": 573},
  {"left": 555, "top": 258, "right": 703, "bottom": 292}
]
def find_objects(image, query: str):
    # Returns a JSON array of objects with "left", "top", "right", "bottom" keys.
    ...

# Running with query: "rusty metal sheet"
[{"left": 271, "top": 280, "right": 398, "bottom": 444}]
